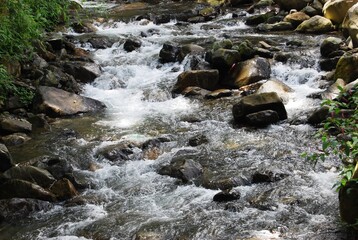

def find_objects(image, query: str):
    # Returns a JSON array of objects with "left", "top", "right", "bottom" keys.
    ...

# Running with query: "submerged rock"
[
  {"left": 33, "top": 86, "right": 106, "bottom": 117},
  {"left": 0, "top": 144, "right": 13, "bottom": 173}
]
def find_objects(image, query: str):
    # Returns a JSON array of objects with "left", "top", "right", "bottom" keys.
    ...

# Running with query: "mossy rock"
[{"left": 335, "top": 51, "right": 358, "bottom": 83}]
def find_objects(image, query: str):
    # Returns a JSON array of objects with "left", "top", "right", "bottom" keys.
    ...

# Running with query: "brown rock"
[{"left": 49, "top": 178, "right": 78, "bottom": 201}]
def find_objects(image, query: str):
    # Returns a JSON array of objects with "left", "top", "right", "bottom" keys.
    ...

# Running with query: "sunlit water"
[{"left": 0, "top": 2, "right": 345, "bottom": 240}]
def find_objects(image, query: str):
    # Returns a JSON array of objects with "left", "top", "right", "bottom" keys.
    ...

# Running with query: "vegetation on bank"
[
  {"left": 304, "top": 85, "right": 358, "bottom": 190},
  {"left": 0, "top": 0, "right": 70, "bottom": 103}
]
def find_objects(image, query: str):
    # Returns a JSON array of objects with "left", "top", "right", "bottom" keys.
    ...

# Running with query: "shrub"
[{"left": 303, "top": 85, "right": 358, "bottom": 189}]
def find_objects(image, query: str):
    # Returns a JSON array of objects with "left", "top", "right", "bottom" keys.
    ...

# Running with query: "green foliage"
[
  {"left": 303, "top": 85, "right": 358, "bottom": 189},
  {"left": 0, "top": 65, "right": 35, "bottom": 105},
  {"left": 0, "top": 0, "right": 69, "bottom": 61}
]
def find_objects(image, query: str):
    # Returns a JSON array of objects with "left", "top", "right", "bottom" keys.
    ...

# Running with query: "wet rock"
[
  {"left": 0, "top": 179, "right": 56, "bottom": 202},
  {"left": 342, "top": 3, "right": 358, "bottom": 48},
  {"left": 96, "top": 142, "right": 135, "bottom": 162},
  {"left": 319, "top": 56, "right": 341, "bottom": 71},
  {"left": 302, "top": 5, "right": 321, "bottom": 16},
  {"left": 251, "top": 170, "right": 288, "bottom": 183},
  {"left": 152, "top": 14, "right": 171, "bottom": 24},
  {"left": 49, "top": 178, "right": 78, "bottom": 201},
  {"left": 0, "top": 198, "right": 53, "bottom": 220},
  {"left": 71, "top": 21, "right": 97, "bottom": 33},
  {"left": 254, "top": 47, "right": 274, "bottom": 59},
  {"left": 245, "top": 110, "right": 280, "bottom": 127},
  {"left": 33, "top": 86, "right": 106, "bottom": 117},
  {"left": 188, "top": 135, "right": 208, "bottom": 147},
  {"left": 3, "top": 165, "right": 56, "bottom": 188},
  {"left": 63, "top": 62, "right": 101, "bottom": 84},
  {"left": 0, "top": 144, "right": 13, "bottom": 173},
  {"left": 178, "top": 44, "right": 205, "bottom": 62},
  {"left": 274, "top": 52, "right": 290, "bottom": 62},
  {"left": 141, "top": 138, "right": 162, "bottom": 160},
  {"left": 225, "top": 57, "right": 271, "bottom": 88},
  {"left": 1, "top": 133, "right": 31, "bottom": 146},
  {"left": 123, "top": 38, "right": 142, "bottom": 52},
  {"left": 188, "top": 16, "right": 206, "bottom": 23},
  {"left": 256, "top": 79, "right": 294, "bottom": 103},
  {"left": 202, "top": 177, "right": 248, "bottom": 190},
  {"left": 205, "top": 89, "right": 234, "bottom": 99},
  {"left": 257, "top": 21, "right": 294, "bottom": 32},
  {"left": 320, "top": 37, "right": 344, "bottom": 58},
  {"left": 41, "top": 66, "right": 80, "bottom": 93},
  {"left": 335, "top": 50, "right": 358, "bottom": 83},
  {"left": 273, "top": 0, "right": 313, "bottom": 10},
  {"left": 212, "top": 39, "right": 233, "bottom": 51},
  {"left": 245, "top": 11, "right": 276, "bottom": 26},
  {"left": 182, "top": 86, "right": 210, "bottom": 97},
  {"left": 233, "top": 40, "right": 256, "bottom": 61},
  {"left": 33, "top": 156, "right": 75, "bottom": 180},
  {"left": 134, "top": 231, "right": 163, "bottom": 240},
  {"left": 339, "top": 180, "right": 358, "bottom": 225},
  {"left": 232, "top": 92, "right": 287, "bottom": 124},
  {"left": 28, "top": 114, "right": 50, "bottom": 129},
  {"left": 323, "top": 0, "right": 358, "bottom": 24},
  {"left": 307, "top": 106, "right": 329, "bottom": 125},
  {"left": 173, "top": 70, "right": 219, "bottom": 94},
  {"left": 248, "top": 188, "right": 277, "bottom": 210},
  {"left": 211, "top": 48, "right": 241, "bottom": 72},
  {"left": 213, "top": 189, "right": 241, "bottom": 202},
  {"left": 88, "top": 37, "right": 115, "bottom": 49},
  {"left": 296, "top": 15, "right": 334, "bottom": 33},
  {"left": 158, "top": 158, "right": 203, "bottom": 183},
  {"left": 0, "top": 117, "right": 32, "bottom": 134},
  {"left": 283, "top": 12, "right": 310, "bottom": 27},
  {"left": 159, "top": 42, "right": 180, "bottom": 63}
]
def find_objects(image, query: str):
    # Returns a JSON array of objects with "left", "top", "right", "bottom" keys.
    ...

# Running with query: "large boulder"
[
  {"left": 0, "top": 179, "right": 56, "bottom": 202},
  {"left": 256, "top": 79, "right": 294, "bottom": 103},
  {"left": 0, "top": 117, "right": 32, "bottom": 134},
  {"left": 33, "top": 86, "right": 106, "bottom": 117},
  {"left": 342, "top": 3, "right": 358, "bottom": 48},
  {"left": 225, "top": 57, "right": 271, "bottom": 88},
  {"left": 296, "top": 15, "right": 334, "bottom": 33},
  {"left": 172, "top": 70, "right": 219, "bottom": 94},
  {"left": 323, "top": 0, "right": 358, "bottom": 24},
  {"left": 210, "top": 48, "right": 241, "bottom": 72},
  {"left": 0, "top": 144, "right": 13, "bottom": 173},
  {"left": 3, "top": 166, "right": 56, "bottom": 188},
  {"left": 335, "top": 50, "right": 358, "bottom": 83},
  {"left": 232, "top": 92, "right": 287, "bottom": 124},
  {"left": 273, "top": 0, "right": 313, "bottom": 10}
]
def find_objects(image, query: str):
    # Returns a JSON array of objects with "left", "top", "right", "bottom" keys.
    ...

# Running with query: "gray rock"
[
  {"left": 159, "top": 42, "right": 180, "bottom": 63},
  {"left": 256, "top": 79, "right": 294, "bottom": 103},
  {"left": 123, "top": 38, "right": 142, "bottom": 52},
  {"left": 0, "top": 117, "right": 32, "bottom": 134},
  {"left": 257, "top": 22, "right": 294, "bottom": 32},
  {"left": 33, "top": 86, "right": 106, "bottom": 117},
  {"left": 320, "top": 37, "right": 344, "bottom": 58},
  {"left": 63, "top": 62, "right": 101, "bottom": 83},
  {"left": 0, "top": 144, "right": 13, "bottom": 173},
  {"left": 159, "top": 158, "right": 203, "bottom": 183},
  {"left": 3, "top": 166, "right": 56, "bottom": 188},
  {"left": 245, "top": 110, "right": 280, "bottom": 127},
  {"left": 0, "top": 179, "right": 56, "bottom": 202}
]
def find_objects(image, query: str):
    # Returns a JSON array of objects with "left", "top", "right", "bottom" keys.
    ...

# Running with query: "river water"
[{"left": 0, "top": 1, "right": 348, "bottom": 239}]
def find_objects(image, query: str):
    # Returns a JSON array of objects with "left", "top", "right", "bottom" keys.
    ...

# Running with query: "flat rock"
[{"left": 33, "top": 86, "right": 106, "bottom": 117}]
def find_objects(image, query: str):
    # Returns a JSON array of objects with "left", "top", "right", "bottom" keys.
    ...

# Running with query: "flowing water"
[{"left": 0, "top": 1, "right": 349, "bottom": 239}]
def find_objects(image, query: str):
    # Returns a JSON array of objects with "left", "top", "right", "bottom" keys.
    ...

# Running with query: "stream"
[{"left": 0, "top": 1, "right": 349, "bottom": 239}]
